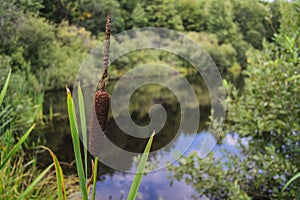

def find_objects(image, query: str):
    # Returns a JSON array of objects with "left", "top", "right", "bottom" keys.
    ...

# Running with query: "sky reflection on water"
[{"left": 96, "top": 131, "right": 249, "bottom": 200}]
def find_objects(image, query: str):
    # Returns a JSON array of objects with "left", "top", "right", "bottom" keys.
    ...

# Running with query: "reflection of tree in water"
[
  {"left": 106, "top": 103, "right": 211, "bottom": 154},
  {"left": 101, "top": 82, "right": 211, "bottom": 174}
]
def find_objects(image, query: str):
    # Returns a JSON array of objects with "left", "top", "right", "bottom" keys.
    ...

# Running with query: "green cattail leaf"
[
  {"left": 19, "top": 163, "right": 54, "bottom": 200},
  {"left": 41, "top": 146, "right": 66, "bottom": 200},
  {"left": 0, "top": 123, "right": 35, "bottom": 170},
  {"left": 66, "top": 87, "right": 88, "bottom": 200},
  {"left": 92, "top": 157, "right": 98, "bottom": 200},
  {"left": 78, "top": 83, "right": 88, "bottom": 179},
  {"left": 127, "top": 131, "right": 155, "bottom": 200},
  {"left": 0, "top": 68, "right": 11, "bottom": 106}
]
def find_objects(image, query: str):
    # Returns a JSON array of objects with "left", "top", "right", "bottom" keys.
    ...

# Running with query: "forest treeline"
[{"left": 1, "top": 0, "right": 280, "bottom": 89}]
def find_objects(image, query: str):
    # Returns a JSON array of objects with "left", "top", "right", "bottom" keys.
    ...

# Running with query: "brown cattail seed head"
[
  {"left": 89, "top": 89, "right": 109, "bottom": 156},
  {"left": 94, "top": 89, "right": 110, "bottom": 132}
]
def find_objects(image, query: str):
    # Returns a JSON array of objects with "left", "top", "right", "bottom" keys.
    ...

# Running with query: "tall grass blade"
[
  {"left": 92, "top": 157, "right": 98, "bottom": 200},
  {"left": 280, "top": 172, "right": 300, "bottom": 196},
  {"left": 49, "top": 97, "right": 53, "bottom": 121},
  {"left": 127, "top": 131, "right": 155, "bottom": 200},
  {"left": 0, "top": 123, "right": 36, "bottom": 170},
  {"left": 18, "top": 163, "right": 54, "bottom": 200},
  {"left": 66, "top": 87, "right": 88, "bottom": 200},
  {"left": 0, "top": 118, "right": 12, "bottom": 131},
  {"left": 41, "top": 146, "right": 67, "bottom": 200},
  {"left": 0, "top": 68, "right": 11, "bottom": 106},
  {"left": 78, "top": 83, "right": 88, "bottom": 179}
]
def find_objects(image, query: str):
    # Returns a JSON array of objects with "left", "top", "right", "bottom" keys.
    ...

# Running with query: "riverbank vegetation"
[
  {"left": 0, "top": 0, "right": 299, "bottom": 199},
  {"left": 168, "top": 1, "right": 300, "bottom": 199}
]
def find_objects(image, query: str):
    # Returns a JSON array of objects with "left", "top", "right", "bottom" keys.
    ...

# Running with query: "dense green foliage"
[
  {"left": 168, "top": 1, "right": 300, "bottom": 199},
  {"left": 1, "top": 0, "right": 281, "bottom": 90}
]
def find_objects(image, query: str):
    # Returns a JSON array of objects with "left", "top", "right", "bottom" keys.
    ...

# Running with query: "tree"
[
  {"left": 130, "top": 3, "right": 148, "bottom": 28},
  {"left": 118, "top": 0, "right": 140, "bottom": 29},
  {"left": 17, "top": 15, "right": 57, "bottom": 74},
  {"left": 40, "top": 0, "right": 80, "bottom": 23},
  {"left": 232, "top": 0, "right": 271, "bottom": 49},
  {"left": 75, "top": 0, "right": 125, "bottom": 34},
  {"left": 175, "top": 0, "right": 206, "bottom": 32},
  {"left": 142, "top": 0, "right": 184, "bottom": 31},
  {"left": 203, "top": 0, "right": 237, "bottom": 44}
]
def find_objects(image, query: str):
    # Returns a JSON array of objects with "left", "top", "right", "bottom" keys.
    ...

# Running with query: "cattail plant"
[
  {"left": 86, "top": 12, "right": 155, "bottom": 200},
  {"left": 89, "top": 12, "right": 111, "bottom": 156}
]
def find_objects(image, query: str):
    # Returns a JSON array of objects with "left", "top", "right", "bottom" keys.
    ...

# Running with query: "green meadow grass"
[{"left": 1, "top": 69, "right": 55, "bottom": 199}]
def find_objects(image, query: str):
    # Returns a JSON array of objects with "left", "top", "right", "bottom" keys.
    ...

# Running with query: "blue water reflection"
[{"left": 95, "top": 132, "right": 249, "bottom": 200}]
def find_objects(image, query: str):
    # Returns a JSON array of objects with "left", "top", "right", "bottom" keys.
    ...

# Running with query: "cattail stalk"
[
  {"left": 100, "top": 11, "right": 111, "bottom": 90},
  {"left": 89, "top": 12, "right": 111, "bottom": 156}
]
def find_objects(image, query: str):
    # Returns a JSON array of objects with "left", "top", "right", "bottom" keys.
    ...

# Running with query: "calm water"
[
  {"left": 38, "top": 75, "right": 245, "bottom": 200},
  {"left": 88, "top": 132, "right": 245, "bottom": 200}
]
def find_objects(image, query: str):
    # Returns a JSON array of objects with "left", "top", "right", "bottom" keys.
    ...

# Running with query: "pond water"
[
  {"left": 38, "top": 75, "right": 245, "bottom": 200},
  {"left": 87, "top": 132, "right": 246, "bottom": 200}
]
